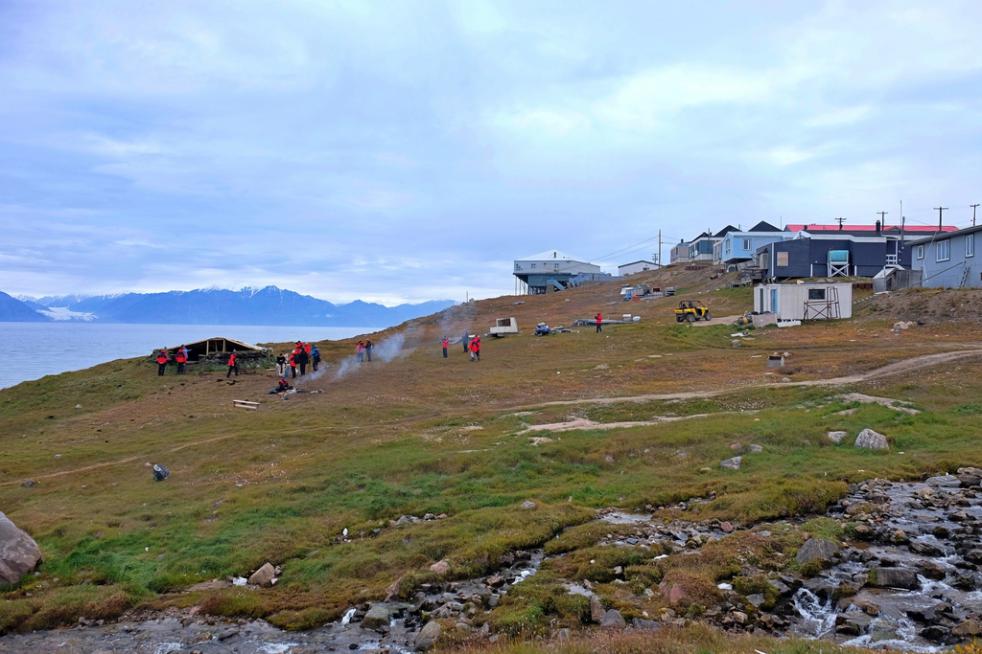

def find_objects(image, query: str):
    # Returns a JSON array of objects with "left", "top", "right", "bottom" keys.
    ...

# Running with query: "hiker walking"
[
  {"left": 155, "top": 348, "right": 169, "bottom": 376},
  {"left": 276, "top": 353, "right": 287, "bottom": 377},
  {"left": 174, "top": 346, "right": 187, "bottom": 374},
  {"left": 441, "top": 336, "right": 449, "bottom": 359},
  {"left": 469, "top": 335, "right": 481, "bottom": 362},
  {"left": 226, "top": 350, "right": 239, "bottom": 378},
  {"left": 595, "top": 312, "right": 603, "bottom": 333},
  {"left": 365, "top": 339, "right": 373, "bottom": 362},
  {"left": 462, "top": 331, "right": 469, "bottom": 354},
  {"left": 311, "top": 344, "right": 321, "bottom": 371}
]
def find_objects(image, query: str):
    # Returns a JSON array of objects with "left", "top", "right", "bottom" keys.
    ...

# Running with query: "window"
[
  {"left": 967, "top": 235, "right": 975, "bottom": 258},
  {"left": 776, "top": 252, "right": 789, "bottom": 267},
  {"left": 936, "top": 240, "right": 950, "bottom": 262},
  {"left": 808, "top": 288, "right": 826, "bottom": 300},
  {"left": 915, "top": 244, "right": 924, "bottom": 260},
  {"left": 742, "top": 238, "right": 751, "bottom": 251},
  {"left": 530, "top": 263, "right": 536, "bottom": 269}
]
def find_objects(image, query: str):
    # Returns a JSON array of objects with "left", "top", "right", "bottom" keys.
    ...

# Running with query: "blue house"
[
  {"left": 756, "top": 232, "right": 912, "bottom": 280},
  {"left": 910, "top": 226, "right": 982, "bottom": 288},
  {"left": 719, "top": 221, "right": 787, "bottom": 266}
]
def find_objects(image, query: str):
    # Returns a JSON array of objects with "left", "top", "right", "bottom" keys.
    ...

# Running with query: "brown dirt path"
[{"left": 516, "top": 348, "right": 982, "bottom": 409}]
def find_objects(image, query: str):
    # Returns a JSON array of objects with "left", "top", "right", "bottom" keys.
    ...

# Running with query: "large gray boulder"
[
  {"left": 720, "top": 456, "right": 742, "bottom": 470},
  {"left": 868, "top": 567, "right": 918, "bottom": 590},
  {"left": 414, "top": 620, "right": 442, "bottom": 651},
  {"left": 0, "top": 512, "right": 42, "bottom": 585},
  {"left": 795, "top": 538, "right": 840, "bottom": 568},
  {"left": 362, "top": 603, "right": 391, "bottom": 630},
  {"left": 855, "top": 428, "right": 889, "bottom": 450}
]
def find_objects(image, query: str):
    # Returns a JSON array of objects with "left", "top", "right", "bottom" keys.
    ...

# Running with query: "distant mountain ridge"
[{"left": 3, "top": 286, "right": 455, "bottom": 326}]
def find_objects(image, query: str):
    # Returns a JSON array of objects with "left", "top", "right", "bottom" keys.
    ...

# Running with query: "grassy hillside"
[{"left": 2, "top": 268, "right": 981, "bottom": 651}]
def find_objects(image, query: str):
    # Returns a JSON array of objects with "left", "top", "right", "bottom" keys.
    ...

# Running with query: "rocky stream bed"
[{"left": 1, "top": 470, "right": 979, "bottom": 654}]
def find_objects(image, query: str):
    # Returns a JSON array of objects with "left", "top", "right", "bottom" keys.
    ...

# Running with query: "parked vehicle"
[{"left": 673, "top": 300, "right": 711, "bottom": 322}]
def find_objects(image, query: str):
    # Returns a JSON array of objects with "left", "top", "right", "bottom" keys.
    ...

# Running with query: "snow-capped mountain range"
[{"left": 2, "top": 287, "right": 454, "bottom": 326}]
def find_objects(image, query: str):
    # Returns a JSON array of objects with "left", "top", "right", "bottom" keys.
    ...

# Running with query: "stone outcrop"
[
  {"left": 0, "top": 513, "right": 42, "bottom": 585},
  {"left": 854, "top": 428, "right": 889, "bottom": 450}
]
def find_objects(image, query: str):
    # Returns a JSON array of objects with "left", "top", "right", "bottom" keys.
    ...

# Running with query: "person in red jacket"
[
  {"left": 441, "top": 336, "right": 449, "bottom": 359},
  {"left": 469, "top": 335, "right": 481, "bottom": 362},
  {"left": 288, "top": 352, "right": 297, "bottom": 378},
  {"left": 155, "top": 348, "right": 169, "bottom": 376},
  {"left": 226, "top": 350, "right": 239, "bottom": 378},
  {"left": 595, "top": 312, "right": 603, "bottom": 333},
  {"left": 174, "top": 346, "right": 187, "bottom": 375}
]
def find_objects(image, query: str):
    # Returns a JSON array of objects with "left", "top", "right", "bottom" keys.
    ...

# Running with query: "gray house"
[{"left": 910, "top": 226, "right": 982, "bottom": 288}]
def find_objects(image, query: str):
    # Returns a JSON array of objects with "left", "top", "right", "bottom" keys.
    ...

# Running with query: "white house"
[
  {"left": 618, "top": 260, "right": 658, "bottom": 276},
  {"left": 753, "top": 282, "right": 853, "bottom": 321},
  {"left": 513, "top": 250, "right": 604, "bottom": 294}
]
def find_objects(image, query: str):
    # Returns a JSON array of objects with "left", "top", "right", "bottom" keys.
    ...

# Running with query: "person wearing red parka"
[
  {"left": 155, "top": 348, "right": 169, "bottom": 376},
  {"left": 226, "top": 350, "right": 239, "bottom": 378}
]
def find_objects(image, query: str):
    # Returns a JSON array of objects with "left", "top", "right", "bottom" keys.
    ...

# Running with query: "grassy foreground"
[{"left": 2, "top": 269, "right": 981, "bottom": 651}]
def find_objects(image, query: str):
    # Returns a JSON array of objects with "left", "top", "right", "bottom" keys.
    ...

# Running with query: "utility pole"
[
  {"left": 971, "top": 203, "right": 979, "bottom": 227},
  {"left": 877, "top": 210, "right": 888, "bottom": 229},
  {"left": 934, "top": 206, "right": 948, "bottom": 230},
  {"left": 835, "top": 216, "right": 846, "bottom": 231},
  {"left": 657, "top": 229, "right": 662, "bottom": 266}
]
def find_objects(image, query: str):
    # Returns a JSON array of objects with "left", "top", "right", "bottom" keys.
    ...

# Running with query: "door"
[{"left": 770, "top": 288, "right": 779, "bottom": 315}]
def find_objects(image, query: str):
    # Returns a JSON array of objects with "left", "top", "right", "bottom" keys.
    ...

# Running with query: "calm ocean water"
[{"left": 0, "top": 322, "right": 371, "bottom": 390}]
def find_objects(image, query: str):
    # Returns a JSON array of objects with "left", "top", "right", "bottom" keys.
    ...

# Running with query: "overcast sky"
[{"left": 2, "top": 1, "right": 981, "bottom": 304}]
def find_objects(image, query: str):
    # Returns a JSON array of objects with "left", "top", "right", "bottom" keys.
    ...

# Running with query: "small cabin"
[
  {"left": 753, "top": 282, "right": 853, "bottom": 321},
  {"left": 162, "top": 337, "right": 267, "bottom": 362},
  {"left": 489, "top": 317, "right": 519, "bottom": 337}
]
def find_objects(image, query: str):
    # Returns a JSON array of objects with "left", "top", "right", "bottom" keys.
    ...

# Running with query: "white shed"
[
  {"left": 618, "top": 260, "right": 658, "bottom": 276},
  {"left": 753, "top": 282, "right": 852, "bottom": 321}
]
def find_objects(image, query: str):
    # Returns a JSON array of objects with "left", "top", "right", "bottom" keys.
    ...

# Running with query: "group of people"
[
  {"left": 276, "top": 341, "right": 321, "bottom": 379},
  {"left": 154, "top": 345, "right": 190, "bottom": 376},
  {"left": 355, "top": 339, "right": 374, "bottom": 363},
  {"left": 442, "top": 332, "right": 480, "bottom": 361}
]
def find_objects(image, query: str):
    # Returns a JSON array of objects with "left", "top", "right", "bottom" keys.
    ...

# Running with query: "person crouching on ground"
[
  {"left": 269, "top": 377, "right": 291, "bottom": 394},
  {"left": 155, "top": 348, "right": 169, "bottom": 376},
  {"left": 226, "top": 350, "right": 239, "bottom": 378}
]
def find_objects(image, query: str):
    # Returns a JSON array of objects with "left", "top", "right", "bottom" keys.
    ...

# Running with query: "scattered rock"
[
  {"left": 827, "top": 431, "right": 847, "bottom": 444},
  {"left": 965, "top": 549, "right": 982, "bottom": 564},
  {"left": 748, "top": 444, "right": 764, "bottom": 453},
  {"left": 0, "top": 513, "right": 42, "bottom": 585},
  {"left": 520, "top": 500, "right": 537, "bottom": 510},
  {"left": 720, "top": 521, "right": 734, "bottom": 533},
  {"left": 589, "top": 596, "right": 605, "bottom": 623},
  {"left": 247, "top": 562, "right": 276, "bottom": 587},
  {"left": 868, "top": 567, "right": 918, "bottom": 590},
  {"left": 854, "top": 428, "right": 889, "bottom": 450},
  {"left": 795, "top": 538, "right": 840, "bottom": 568},
  {"left": 429, "top": 560, "right": 450, "bottom": 576},
  {"left": 362, "top": 604, "right": 391, "bottom": 630},
  {"left": 414, "top": 620, "right": 442, "bottom": 651},
  {"left": 953, "top": 619, "right": 981, "bottom": 637},
  {"left": 919, "top": 625, "right": 950, "bottom": 643},
  {"left": 20, "top": 480, "right": 37, "bottom": 488},
  {"left": 720, "top": 456, "right": 742, "bottom": 471},
  {"left": 601, "top": 609, "right": 626, "bottom": 629}
]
